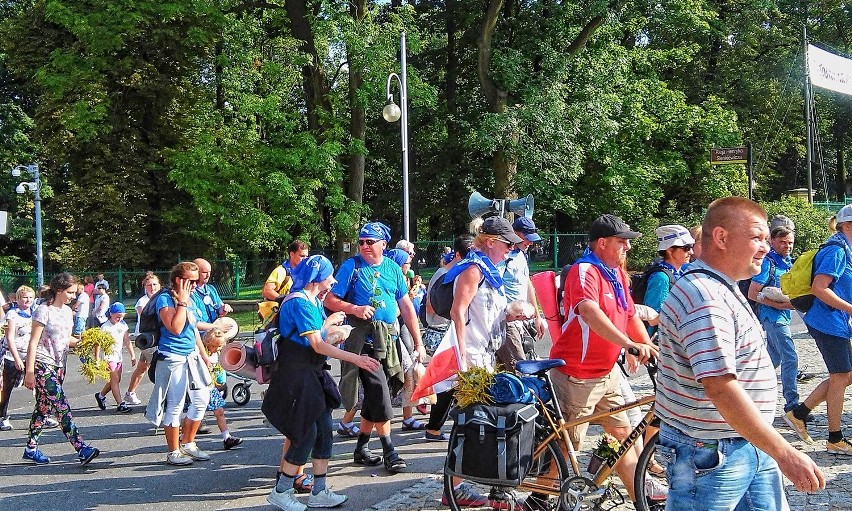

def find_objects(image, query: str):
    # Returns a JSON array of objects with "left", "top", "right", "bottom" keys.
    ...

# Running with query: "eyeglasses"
[
  {"left": 677, "top": 245, "right": 694, "bottom": 251},
  {"left": 358, "top": 239, "right": 380, "bottom": 246}
]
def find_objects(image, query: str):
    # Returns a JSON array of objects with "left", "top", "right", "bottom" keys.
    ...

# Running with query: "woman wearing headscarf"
[{"left": 263, "top": 255, "right": 380, "bottom": 511}]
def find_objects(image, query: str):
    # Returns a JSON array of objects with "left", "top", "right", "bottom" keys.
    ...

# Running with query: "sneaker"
[
  {"left": 336, "top": 422, "right": 360, "bottom": 437},
  {"left": 644, "top": 476, "right": 668, "bottom": 501},
  {"left": 784, "top": 410, "right": 815, "bottom": 444},
  {"left": 78, "top": 444, "right": 100, "bottom": 465},
  {"left": 124, "top": 391, "right": 142, "bottom": 405},
  {"left": 116, "top": 402, "right": 132, "bottom": 414},
  {"left": 44, "top": 418, "right": 59, "bottom": 429},
  {"left": 425, "top": 431, "right": 449, "bottom": 442},
  {"left": 307, "top": 488, "right": 348, "bottom": 508},
  {"left": 197, "top": 419, "right": 211, "bottom": 435},
  {"left": 223, "top": 436, "right": 243, "bottom": 450},
  {"left": 0, "top": 418, "right": 12, "bottom": 431},
  {"left": 22, "top": 446, "right": 50, "bottom": 465},
  {"left": 441, "top": 482, "right": 489, "bottom": 507},
  {"left": 94, "top": 392, "right": 107, "bottom": 410},
  {"left": 353, "top": 447, "right": 382, "bottom": 466},
  {"left": 166, "top": 450, "right": 194, "bottom": 466},
  {"left": 797, "top": 369, "right": 815, "bottom": 383},
  {"left": 267, "top": 487, "right": 307, "bottom": 511},
  {"left": 180, "top": 441, "right": 210, "bottom": 461},
  {"left": 827, "top": 437, "right": 852, "bottom": 455}
]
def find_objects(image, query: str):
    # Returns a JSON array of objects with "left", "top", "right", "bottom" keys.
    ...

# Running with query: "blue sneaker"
[
  {"left": 78, "top": 445, "right": 100, "bottom": 465},
  {"left": 22, "top": 447, "right": 50, "bottom": 465}
]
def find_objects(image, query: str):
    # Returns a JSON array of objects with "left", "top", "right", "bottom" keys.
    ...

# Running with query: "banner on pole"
[{"left": 808, "top": 44, "right": 852, "bottom": 96}]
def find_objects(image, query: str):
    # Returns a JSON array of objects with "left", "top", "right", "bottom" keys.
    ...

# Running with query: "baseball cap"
[
  {"left": 588, "top": 214, "right": 642, "bottom": 242},
  {"left": 512, "top": 217, "right": 542, "bottom": 242},
  {"left": 769, "top": 215, "right": 795, "bottom": 232},
  {"left": 837, "top": 205, "right": 852, "bottom": 224},
  {"left": 108, "top": 303, "right": 126, "bottom": 315},
  {"left": 655, "top": 225, "right": 695, "bottom": 251},
  {"left": 481, "top": 216, "right": 524, "bottom": 244}
]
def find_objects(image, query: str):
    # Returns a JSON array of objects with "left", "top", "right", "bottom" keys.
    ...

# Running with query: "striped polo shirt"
[{"left": 655, "top": 260, "right": 777, "bottom": 439}]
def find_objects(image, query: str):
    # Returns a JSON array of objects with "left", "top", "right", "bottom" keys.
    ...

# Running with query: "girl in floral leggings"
[{"left": 22, "top": 273, "right": 100, "bottom": 465}]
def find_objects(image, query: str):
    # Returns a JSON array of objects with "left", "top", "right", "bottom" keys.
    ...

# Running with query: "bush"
[{"left": 761, "top": 197, "right": 833, "bottom": 258}]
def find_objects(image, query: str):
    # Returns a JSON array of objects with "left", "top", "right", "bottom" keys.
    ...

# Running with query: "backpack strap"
[
  {"left": 496, "top": 415, "right": 507, "bottom": 481},
  {"left": 453, "top": 411, "right": 467, "bottom": 471},
  {"left": 342, "top": 255, "right": 364, "bottom": 304},
  {"left": 275, "top": 264, "right": 292, "bottom": 295}
]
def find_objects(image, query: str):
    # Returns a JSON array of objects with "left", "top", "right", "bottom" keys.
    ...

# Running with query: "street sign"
[{"left": 710, "top": 146, "right": 749, "bottom": 165}]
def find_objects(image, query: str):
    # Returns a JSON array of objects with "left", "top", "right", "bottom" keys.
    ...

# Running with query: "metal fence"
[{"left": 0, "top": 233, "right": 590, "bottom": 302}]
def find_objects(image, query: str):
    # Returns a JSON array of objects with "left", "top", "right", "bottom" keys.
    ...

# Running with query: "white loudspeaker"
[
  {"left": 468, "top": 191, "right": 502, "bottom": 218},
  {"left": 508, "top": 194, "right": 534, "bottom": 219}
]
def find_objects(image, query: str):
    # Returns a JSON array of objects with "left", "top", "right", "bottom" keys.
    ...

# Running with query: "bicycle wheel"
[
  {"left": 633, "top": 431, "right": 668, "bottom": 511},
  {"left": 442, "top": 438, "right": 569, "bottom": 511}
]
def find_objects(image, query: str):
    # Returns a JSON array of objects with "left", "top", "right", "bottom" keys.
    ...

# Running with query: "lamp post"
[
  {"left": 11, "top": 163, "right": 44, "bottom": 287},
  {"left": 383, "top": 32, "right": 410, "bottom": 241}
]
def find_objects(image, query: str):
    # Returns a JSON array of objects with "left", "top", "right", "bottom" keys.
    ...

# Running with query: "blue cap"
[
  {"left": 512, "top": 217, "right": 541, "bottom": 242},
  {"left": 291, "top": 255, "right": 336, "bottom": 291},
  {"left": 386, "top": 249, "right": 411, "bottom": 268},
  {"left": 108, "top": 302, "right": 126, "bottom": 315}
]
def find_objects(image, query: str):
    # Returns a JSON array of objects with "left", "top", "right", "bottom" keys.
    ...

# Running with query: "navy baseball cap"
[
  {"left": 588, "top": 214, "right": 642, "bottom": 242},
  {"left": 512, "top": 217, "right": 541, "bottom": 242}
]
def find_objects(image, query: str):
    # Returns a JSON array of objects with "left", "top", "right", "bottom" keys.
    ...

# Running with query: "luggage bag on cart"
[{"left": 445, "top": 402, "right": 538, "bottom": 486}]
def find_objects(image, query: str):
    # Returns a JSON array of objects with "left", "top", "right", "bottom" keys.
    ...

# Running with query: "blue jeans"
[
  {"left": 761, "top": 318, "right": 798, "bottom": 412},
  {"left": 284, "top": 408, "right": 334, "bottom": 465},
  {"left": 658, "top": 423, "right": 789, "bottom": 511}
]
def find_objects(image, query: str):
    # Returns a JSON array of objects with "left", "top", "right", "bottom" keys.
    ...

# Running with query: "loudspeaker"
[
  {"left": 468, "top": 191, "right": 502, "bottom": 218},
  {"left": 509, "top": 194, "right": 534, "bottom": 219}
]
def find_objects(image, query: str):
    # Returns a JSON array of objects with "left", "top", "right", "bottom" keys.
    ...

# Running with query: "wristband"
[{"left": 176, "top": 302, "right": 187, "bottom": 308}]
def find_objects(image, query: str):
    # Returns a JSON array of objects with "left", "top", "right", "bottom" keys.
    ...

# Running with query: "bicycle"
[{"left": 443, "top": 352, "right": 666, "bottom": 511}]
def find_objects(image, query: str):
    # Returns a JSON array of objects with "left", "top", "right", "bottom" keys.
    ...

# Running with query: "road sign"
[{"left": 710, "top": 146, "right": 749, "bottom": 165}]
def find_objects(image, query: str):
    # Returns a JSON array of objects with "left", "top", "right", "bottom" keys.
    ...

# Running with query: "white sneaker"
[
  {"left": 44, "top": 418, "right": 59, "bottom": 429},
  {"left": 180, "top": 442, "right": 210, "bottom": 461},
  {"left": 0, "top": 418, "right": 12, "bottom": 431},
  {"left": 307, "top": 488, "right": 348, "bottom": 508},
  {"left": 267, "top": 487, "right": 307, "bottom": 511},
  {"left": 166, "top": 450, "right": 193, "bottom": 466},
  {"left": 644, "top": 476, "right": 668, "bottom": 501},
  {"left": 124, "top": 391, "right": 142, "bottom": 405}
]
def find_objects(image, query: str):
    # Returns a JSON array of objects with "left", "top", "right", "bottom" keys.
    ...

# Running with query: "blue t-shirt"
[
  {"left": 156, "top": 293, "right": 199, "bottom": 356},
  {"left": 331, "top": 256, "right": 407, "bottom": 324},
  {"left": 500, "top": 249, "right": 529, "bottom": 302},
  {"left": 804, "top": 238, "right": 852, "bottom": 338},
  {"left": 753, "top": 254, "right": 791, "bottom": 325},
  {"left": 278, "top": 292, "right": 324, "bottom": 348},
  {"left": 191, "top": 283, "right": 224, "bottom": 325}
]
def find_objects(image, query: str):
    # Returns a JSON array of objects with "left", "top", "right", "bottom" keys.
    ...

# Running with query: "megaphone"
[
  {"left": 509, "top": 194, "right": 534, "bottom": 219},
  {"left": 468, "top": 191, "right": 502, "bottom": 218}
]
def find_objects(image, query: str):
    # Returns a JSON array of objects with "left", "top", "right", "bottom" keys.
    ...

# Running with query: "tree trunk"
[{"left": 284, "top": 0, "right": 332, "bottom": 134}]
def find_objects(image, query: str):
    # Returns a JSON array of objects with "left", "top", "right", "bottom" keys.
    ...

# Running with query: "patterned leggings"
[{"left": 27, "top": 362, "right": 84, "bottom": 450}]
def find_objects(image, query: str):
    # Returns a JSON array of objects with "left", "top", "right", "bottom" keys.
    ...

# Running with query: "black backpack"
[
  {"left": 136, "top": 288, "right": 169, "bottom": 347},
  {"left": 429, "top": 274, "right": 484, "bottom": 319},
  {"left": 630, "top": 262, "right": 674, "bottom": 305},
  {"left": 737, "top": 261, "right": 776, "bottom": 315}
]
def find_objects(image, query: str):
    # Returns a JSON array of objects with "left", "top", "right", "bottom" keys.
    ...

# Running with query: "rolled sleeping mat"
[
  {"left": 134, "top": 332, "right": 157, "bottom": 350},
  {"left": 220, "top": 341, "right": 259, "bottom": 380}
]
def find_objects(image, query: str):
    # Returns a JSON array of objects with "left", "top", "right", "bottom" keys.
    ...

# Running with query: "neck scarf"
[
  {"left": 656, "top": 260, "right": 685, "bottom": 280},
  {"left": 442, "top": 249, "right": 504, "bottom": 295},
  {"left": 576, "top": 248, "right": 628, "bottom": 310},
  {"left": 15, "top": 305, "right": 33, "bottom": 319},
  {"left": 765, "top": 249, "right": 792, "bottom": 271}
]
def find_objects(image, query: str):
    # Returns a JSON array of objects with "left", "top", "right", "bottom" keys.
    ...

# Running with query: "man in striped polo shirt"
[{"left": 656, "top": 197, "right": 824, "bottom": 510}]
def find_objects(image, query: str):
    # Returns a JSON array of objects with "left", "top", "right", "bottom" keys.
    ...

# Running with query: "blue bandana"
[
  {"left": 442, "top": 249, "right": 504, "bottom": 296},
  {"left": 656, "top": 260, "right": 686, "bottom": 279},
  {"left": 291, "top": 255, "right": 335, "bottom": 291},
  {"left": 576, "top": 248, "right": 628, "bottom": 311},
  {"left": 386, "top": 249, "right": 411, "bottom": 268},
  {"left": 359, "top": 222, "right": 391, "bottom": 243},
  {"left": 15, "top": 305, "right": 33, "bottom": 319}
]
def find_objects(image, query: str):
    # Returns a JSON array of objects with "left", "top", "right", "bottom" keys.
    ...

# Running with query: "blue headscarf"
[
  {"left": 442, "top": 249, "right": 504, "bottom": 295},
  {"left": 576, "top": 248, "right": 628, "bottom": 311},
  {"left": 386, "top": 249, "right": 411, "bottom": 268},
  {"left": 290, "top": 255, "right": 335, "bottom": 291},
  {"left": 359, "top": 222, "right": 392, "bottom": 242}
]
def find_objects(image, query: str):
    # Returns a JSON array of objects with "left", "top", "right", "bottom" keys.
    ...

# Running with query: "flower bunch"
[
  {"left": 455, "top": 366, "right": 494, "bottom": 408},
  {"left": 593, "top": 433, "right": 621, "bottom": 459},
  {"left": 76, "top": 328, "right": 115, "bottom": 384}
]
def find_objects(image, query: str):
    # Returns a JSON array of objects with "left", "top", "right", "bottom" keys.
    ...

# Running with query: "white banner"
[{"left": 808, "top": 44, "right": 852, "bottom": 96}]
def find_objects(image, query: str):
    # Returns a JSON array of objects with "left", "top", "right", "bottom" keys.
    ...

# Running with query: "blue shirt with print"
[
  {"left": 156, "top": 292, "right": 199, "bottom": 356},
  {"left": 804, "top": 237, "right": 852, "bottom": 338},
  {"left": 278, "top": 291, "right": 324, "bottom": 348},
  {"left": 753, "top": 254, "right": 791, "bottom": 325},
  {"left": 331, "top": 256, "right": 407, "bottom": 324},
  {"left": 191, "top": 283, "right": 224, "bottom": 325}
]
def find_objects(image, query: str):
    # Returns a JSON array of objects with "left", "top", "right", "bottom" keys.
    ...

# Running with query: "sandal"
[
  {"left": 401, "top": 418, "right": 426, "bottom": 431},
  {"left": 293, "top": 473, "right": 314, "bottom": 494},
  {"left": 647, "top": 461, "right": 666, "bottom": 478}
]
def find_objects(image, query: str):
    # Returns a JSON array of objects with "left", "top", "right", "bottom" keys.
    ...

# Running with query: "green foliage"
[{"left": 762, "top": 197, "right": 833, "bottom": 257}]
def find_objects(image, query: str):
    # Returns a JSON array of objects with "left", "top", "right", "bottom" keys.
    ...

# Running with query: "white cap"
[
  {"left": 656, "top": 225, "right": 695, "bottom": 251},
  {"left": 837, "top": 205, "right": 852, "bottom": 224}
]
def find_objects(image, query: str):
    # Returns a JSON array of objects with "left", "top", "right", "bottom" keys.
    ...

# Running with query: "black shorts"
[{"left": 358, "top": 345, "right": 393, "bottom": 423}]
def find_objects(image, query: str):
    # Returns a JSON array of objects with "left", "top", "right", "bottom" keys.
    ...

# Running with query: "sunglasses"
[
  {"left": 677, "top": 245, "right": 694, "bottom": 251},
  {"left": 182, "top": 278, "right": 199, "bottom": 284},
  {"left": 358, "top": 239, "right": 380, "bottom": 246}
]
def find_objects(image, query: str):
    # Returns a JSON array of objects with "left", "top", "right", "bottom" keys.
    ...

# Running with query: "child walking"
[
  {"left": 22, "top": 273, "right": 100, "bottom": 465},
  {"left": 1, "top": 286, "right": 36, "bottom": 431},
  {"left": 203, "top": 327, "right": 243, "bottom": 450},
  {"left": 94, "top": 303, "right": 136, "bottom": 413}
]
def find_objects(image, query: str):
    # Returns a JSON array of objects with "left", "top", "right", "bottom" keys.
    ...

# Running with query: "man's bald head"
[{"left": 194, "top": 258, "right": 212, "bottom": 285}]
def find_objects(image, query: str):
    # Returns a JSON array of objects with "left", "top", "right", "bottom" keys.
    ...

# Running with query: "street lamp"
[
  {"left": 384, "top": 32, "right": 410, "bottom": 241},
  {"left": 11, "top": 163, "right": 44, "bottom": 287}
]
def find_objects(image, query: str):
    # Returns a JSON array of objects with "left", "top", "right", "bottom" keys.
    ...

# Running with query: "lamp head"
[
  {"left": 15, "top": 183, "right": 26, "bottom": 194},
  {"left": 382, "top": 101, "right": 401, "bottom": 123},
  {"left": 11, "top": 167, "right": 21, "bottom": 177}
]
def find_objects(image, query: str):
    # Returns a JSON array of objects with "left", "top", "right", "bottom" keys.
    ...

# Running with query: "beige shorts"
[{"left": 550, "top": 366, "right": 630, "bottom": 450}]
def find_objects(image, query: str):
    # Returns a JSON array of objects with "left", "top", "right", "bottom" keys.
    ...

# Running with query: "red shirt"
[{"left": 550, "top": 261, "right": 635, "bottom": 378}]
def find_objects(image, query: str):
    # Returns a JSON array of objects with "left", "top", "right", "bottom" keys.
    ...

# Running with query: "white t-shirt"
[
  {"left": 100, "top": 319, "right": 129, "bottom": 363},
  {"left": 134, "top": 295, "right": 151, "bottom": 335},
  {"left": 33, "top": 303, "right": 74, "bottom": 367},
  {"left": 93, "top": 293, "right": 110, "bottom": 324},
  {"left": 75, "top": 292, "right": 90, "bottom": 319},
  {"left": 3, "top": 308, "right": 33, "bottom": 361}
]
